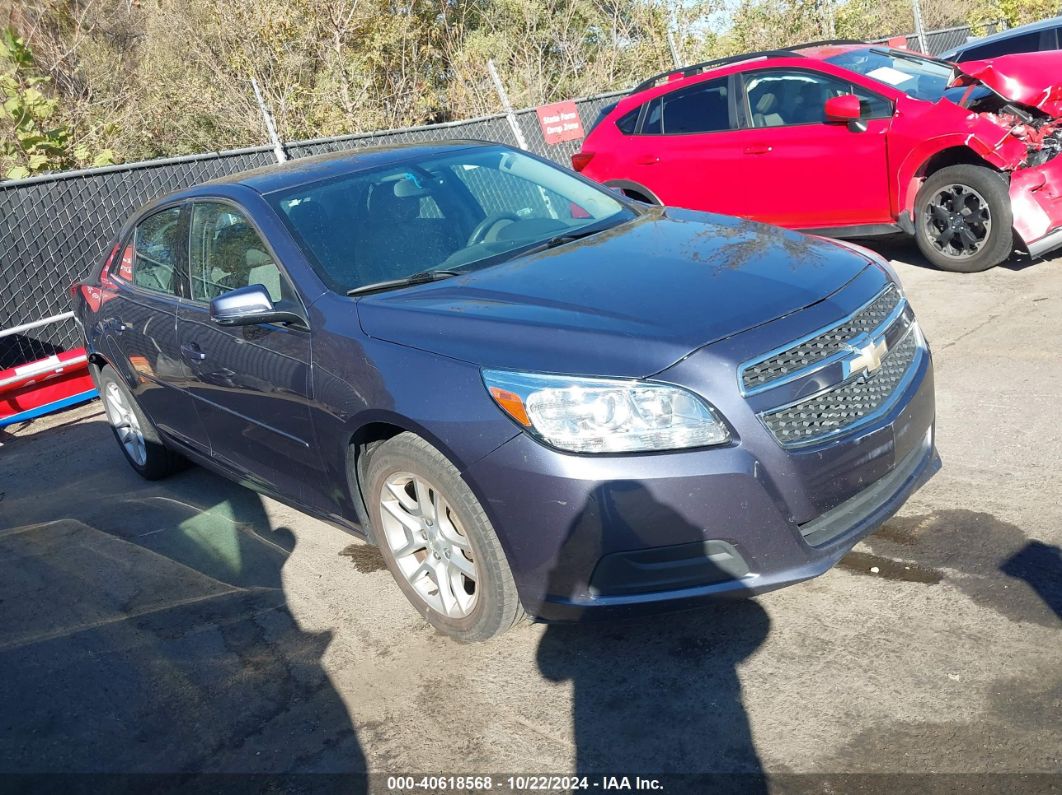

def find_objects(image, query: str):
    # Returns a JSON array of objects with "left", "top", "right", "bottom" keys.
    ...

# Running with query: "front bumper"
[
  {"left": 464, "top": 349, "right": 939, "bottom": 622},
  {"left": 1011, "top": 156, "right": 1062, "bottom": 258}
]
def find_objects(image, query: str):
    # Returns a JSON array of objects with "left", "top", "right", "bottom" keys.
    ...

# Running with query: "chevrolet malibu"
[{"left": 72, "top": 142, "right": 939, "bottom": 641}]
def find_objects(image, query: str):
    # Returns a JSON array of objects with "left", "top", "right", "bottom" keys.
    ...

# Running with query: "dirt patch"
[
  {"left": 865, "top": 510, "right": 1061, "bottom": 628},
  {"left": 838, "top": 550, "right": 944, "bottom": 585},
  {"left": 339, "top": 543, "right": 387, "bottom": 573}
]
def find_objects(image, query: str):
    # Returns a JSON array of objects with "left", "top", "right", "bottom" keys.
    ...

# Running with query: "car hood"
[
  {"left": 357, "top": 209, "right": 873, "bottom": 378},
  {"left": 952, "top": 52, "right": 1062, "bottom": 116}
]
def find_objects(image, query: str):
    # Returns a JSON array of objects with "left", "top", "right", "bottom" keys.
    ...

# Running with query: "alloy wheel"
[
  {"left": 103, "top": 382, "right": 147, "bottom": 466},
  {"left": 923, "top": 183, "right": 992, "bottom": 260},
  {"left": 378, "top": 472, "right": 479, "bottom": 618}
]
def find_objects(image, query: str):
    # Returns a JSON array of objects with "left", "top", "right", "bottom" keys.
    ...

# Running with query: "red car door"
[
  {"left": 728, "top": 67, "right": 894, "bottom": 230},
  {"left": 621, "top": 76, "right": 753, "bottom": 214}
]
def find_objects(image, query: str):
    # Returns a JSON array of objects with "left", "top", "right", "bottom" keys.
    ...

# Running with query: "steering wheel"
[{"left": 467, "top": 212, "right": 520, "bottom": 246}]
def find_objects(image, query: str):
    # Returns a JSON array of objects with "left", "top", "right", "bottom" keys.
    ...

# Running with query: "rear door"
[
  {"left": 101, "top": 204, "right": 209, "bottom": 452},
  {"left": 176, "top": 200, "right": 320, "bottom": 499},
  {"left": 620, "top": 76, "right": 752, "bottom": 213},
  {"left": 728, "top": 67, "right": 893, "bottom": 229}
]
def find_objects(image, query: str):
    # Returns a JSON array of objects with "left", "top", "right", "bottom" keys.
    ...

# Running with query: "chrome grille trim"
[
  {"left": 739, "top": 285, "right": 904, "bottom": 396},
  {"left": 761, "top": 325, "right": 923, "bottom": 448}
]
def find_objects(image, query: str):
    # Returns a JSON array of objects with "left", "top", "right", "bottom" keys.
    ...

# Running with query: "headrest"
[{"left": 755, "top": 92, "right": 777, "bottom": 113}]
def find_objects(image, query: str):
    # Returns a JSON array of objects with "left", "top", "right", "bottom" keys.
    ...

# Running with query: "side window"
[
  {"left": 128, "top": 207, "right": 181, "bottom": 294},
  {"left": 959, "top": 30, "right": 1045, "bottom": 60},
  {"left": 744, "top": 69, "right": 890, "bottom": 127},
  {"left": 659, "top": 78, "right": 731, "bottom": 134},
  {"left": 851, "top": 84, "right": 893, "bottom": 120},
  {"left": 188, "top": 203, "right": 289, "bottom": 304},
  {"left": 616, "top": 108, "right": 639, "bottom": 135}
]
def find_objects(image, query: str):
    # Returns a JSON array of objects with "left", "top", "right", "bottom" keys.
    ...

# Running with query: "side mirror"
[
  {"left": 210, "top": 284, "right": 304, "bottom": 327},
  {"left": 824, "top": 94, "right": 862, "bottom": 124}
]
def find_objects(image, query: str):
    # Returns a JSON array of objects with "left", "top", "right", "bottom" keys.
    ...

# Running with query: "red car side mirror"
[{"left": 824, "top": 94, "right": 862, "bottom": 123}]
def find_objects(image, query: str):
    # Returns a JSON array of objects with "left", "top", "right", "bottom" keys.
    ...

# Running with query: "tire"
[
  {"left": 623, "top": 189, "right": 655, "bottom": 204},
  {"left": 913, "top": 164, "right": 1014, "bottom": 273},
  {"left": 97, "top": 366, "right": 187, "bottom": 480},
  {"left": 364, "top": 432, "right": 525, "bottom": 642}
]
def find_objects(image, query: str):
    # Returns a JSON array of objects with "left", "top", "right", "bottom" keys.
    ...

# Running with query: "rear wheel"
[
  {"left": 98, "top": 366, "right": 186, "bottom": 480},
  {"left": 364, "top": 432, "right": 524, "bottom": 642},
  {"left": 913, "top": 164, "right": 1013, "bottom": 273}
]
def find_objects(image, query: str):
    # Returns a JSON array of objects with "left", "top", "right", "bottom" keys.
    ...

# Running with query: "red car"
[{"left": 574, "top": 42, "right": 1062, "bottom": 272}]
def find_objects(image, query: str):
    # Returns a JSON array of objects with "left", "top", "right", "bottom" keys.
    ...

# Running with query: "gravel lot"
[{"left": 1, "top": 240, "right": 1059, "bottom": 792}]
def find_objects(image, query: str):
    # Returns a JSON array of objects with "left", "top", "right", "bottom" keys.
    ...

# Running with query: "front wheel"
[
  {"left": 913, "top": 164, "right": 1014, "bottom": 273},
  {"left": 364, "top": 433, "right": 525, "bottom": 642}
]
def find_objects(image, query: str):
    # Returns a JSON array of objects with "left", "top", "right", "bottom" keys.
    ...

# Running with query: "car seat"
[
  {"left": 211, "top": 223, "right": 280, "bottom": 300},
  {"left": 753, "top": 92, "right": 784, "bottom": 128},
  {"left": 358, "top": 178, "right": 458, "bottom": 282}
]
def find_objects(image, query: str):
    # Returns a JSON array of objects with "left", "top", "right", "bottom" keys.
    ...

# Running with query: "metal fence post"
[
  {"left": 911, "top": 0, "right": 929, "bottom": 53},
  {"left": 486, "top": 59, "right": 529, "bottom": 151},
  {"left": 662, "top": 0, "right": 682, "bottom": 68},
  {"left": 251, "top": 78, "right": 288, "bottom": 164}
]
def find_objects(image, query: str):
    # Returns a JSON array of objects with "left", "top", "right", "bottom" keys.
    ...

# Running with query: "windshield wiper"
[
  {"left": 346, "top": 269, "right": 460, "bottom": 296},
  {"left": 529, "top": 218, "right": 625, "bottom": 254}
]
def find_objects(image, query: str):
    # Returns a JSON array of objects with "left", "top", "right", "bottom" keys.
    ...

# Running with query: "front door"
[
  {"left": 176, "top": 200, "right": 320, "bottom": 499},
  {"left": 730, "top": 67, "right": 893, "bottom": 229}
]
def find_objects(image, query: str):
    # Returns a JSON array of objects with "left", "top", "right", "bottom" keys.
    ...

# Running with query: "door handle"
[
  {"left": 743, "top": 144, "right": 772, "bottom": 155},
  {"left": 634, "top": 155, "right": 659, "bottom": 165},
  {"left": 180, "top": 342, "right": 207, "bottom": 362}
]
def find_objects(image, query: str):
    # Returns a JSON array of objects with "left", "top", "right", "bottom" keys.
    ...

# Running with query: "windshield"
[
  {"left": 825, "top": 48, "right": 960, "bottom": 102},
  {"left": 267, "top": 146, "right": 632, "bottom": 294}
]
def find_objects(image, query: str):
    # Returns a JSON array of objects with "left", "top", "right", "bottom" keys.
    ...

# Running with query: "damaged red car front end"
[{"left": 951, "top": 52, "right": 1062, "bottom": 257}]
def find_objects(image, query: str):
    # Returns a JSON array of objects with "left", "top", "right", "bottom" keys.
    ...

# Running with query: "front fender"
[{"left": 891, "top": 99, "right": 1029, "bottom": 216}]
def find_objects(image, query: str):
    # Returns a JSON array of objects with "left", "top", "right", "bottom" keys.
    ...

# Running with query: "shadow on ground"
[
  {"left": 536, "top": 481, "right": 770, "bottom": 786},
  {"left": 0, "top": 417, "right": 365, "bottom": 781},
  {"left": 854, "top": 235, "right": 1043, "bottom": 274}
]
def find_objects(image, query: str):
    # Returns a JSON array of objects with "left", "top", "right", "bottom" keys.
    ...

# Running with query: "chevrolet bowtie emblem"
[{"left": 844, "top": 337, "right": 888, "bottom": 378}]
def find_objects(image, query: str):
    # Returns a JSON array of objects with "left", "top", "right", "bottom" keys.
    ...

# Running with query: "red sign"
[
  {"left": 117, "top": 244, "right": 134, "bottom": 281},
  {"left": 536, "top": 101, "right": 585, "bottom": 145},
  {"left": 887, "top": 36, "right": 909, "bottom": 50}
]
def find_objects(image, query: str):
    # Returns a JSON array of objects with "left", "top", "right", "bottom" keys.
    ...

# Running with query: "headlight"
[{"left": 482, "top": 370, "right": 730, "bottom": 453}]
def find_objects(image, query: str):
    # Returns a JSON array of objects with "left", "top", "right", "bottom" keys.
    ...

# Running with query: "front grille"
[
  {"left": 742, "top": 286, "right": 902, "bottom": 392},
  {"left": 762, "top": 329, "right": 920, "bottom": 446}
]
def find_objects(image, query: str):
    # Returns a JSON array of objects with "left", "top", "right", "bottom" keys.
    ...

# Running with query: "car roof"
[
  {"left": 185, "top": 139, "right": 495, "bottom": 197},
  {"left": 943, "top": 16, "right": 1062, "bottom": 57},
  {"left": 620, "top": 42, "right": 879, "bottom": 103},
  {"left": 793, "top": 43, "right": 871, "bottom": 59}
]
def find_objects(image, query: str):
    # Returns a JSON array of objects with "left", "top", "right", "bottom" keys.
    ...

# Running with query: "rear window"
[{"left": 956, "top": 30, "right": 1046, "bottom": 61}]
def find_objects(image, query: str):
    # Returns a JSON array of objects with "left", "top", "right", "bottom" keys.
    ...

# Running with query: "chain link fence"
[
  {"left": 874, "top": 25, "right": 972, "bottom": 55},
  {"left": 0, "top": 25, "right": 971, "bottom": 368}
]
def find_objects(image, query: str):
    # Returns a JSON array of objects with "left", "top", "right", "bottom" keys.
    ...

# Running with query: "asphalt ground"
[{"left": 1, "top": 239, "right": 1059, "bottom": 793}]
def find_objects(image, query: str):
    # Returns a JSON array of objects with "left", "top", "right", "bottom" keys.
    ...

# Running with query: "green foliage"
[
  {"left": 0, "top": 25, "right": 113, "bottom": 180},
  {"left": 0, "top": 0, "right": 1055, "bottom": 175},
  {"left": 966, "top": 0, "right": 1058, "bottom": 35},
  {"left": 0, "top": 27, "right": 68, "bottom": 179}
]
